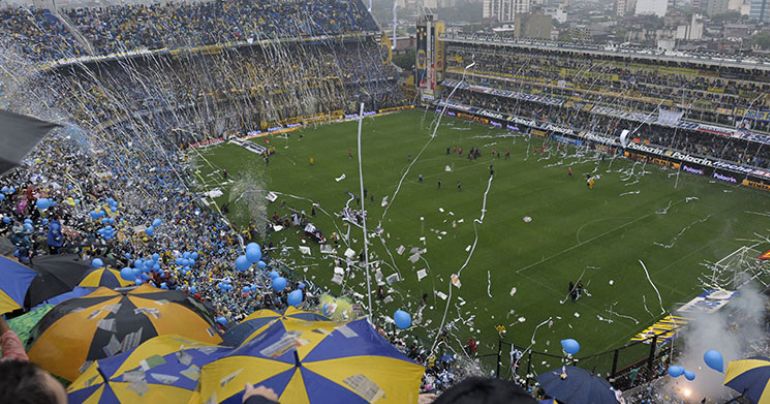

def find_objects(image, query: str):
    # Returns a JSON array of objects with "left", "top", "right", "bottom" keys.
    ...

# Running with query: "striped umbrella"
[
  {"left": 79, "top": 268, "right": 132, "bottom": 288},
  {"left": 28, "top": 285, "right": 222, "bottom": 381},
  {"left": 196, "top": 318, "right": 424, "bottom": 403},
  {"left": 222, "top": 307, "right": 330, "bottom": 346},
  {"left": 68, "top": 334, "right": 229, "bottom": 403},
  {"left": 0, "top": 256, "right": 37, "bottom": 314},
  {"left": 724, "top": 356, "right": 770, "bottom": 404}
]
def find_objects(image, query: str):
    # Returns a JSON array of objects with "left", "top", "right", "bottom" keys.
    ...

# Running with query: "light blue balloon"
[
  {"left": 0, "top": 194, "right": 5, "bottom": 201},
  {"left": 215, "top": 316, "right": 227, "bottom": 326},
  {"left": 684, "top": 370, "right": 696, "bottom": 381},
  {"left": 135, "top": 279, "right": 143, "bottom": 285},
  {"left": 191, "top": 252, "right": 199, "bottom": 260},
  {"left": 560, "top": 339, "right": 580, "bottom": 355},
  {"left": 189, "top": 286, "right": 197, "bottom": 294},
  {"left": 235, "top": 255, "right": 250, "bottom": 272},
  {"left": 246, "top": 244, "right": 262, "bottom": 263},
  {"left": 704, "top": 350, "right": 724, "bottom": 372},
  {"left": 269, "top": 270, "right": 279, "bottom": 279},
  {"left": 134, "top": 259, "right": 144, "bottom": 269},
  {"left": 257, "top": 260, "right": 267, "bottom": 269},
  {"left": 2, "top": 217, "right": 11, "bottom": 224},
  {"left": 23, "top": 223, "right": 33, "bottom": 232},
  {"left": 91, "top": 258, "right": 104, "bottom": 268},
  {"left": 175, "top": 258, "right": 184, "bottom": 266},
  {"left": 183, "top": 252, "right": 191, "bottom": 259},
  {"left": 140, "top": 273, "right": 150, "bottom": 281},
  {"left": 120, "top": 267, "right": 134, "bottom": 280},
  {"left": 668, "top": 365, "right": 684, "bottom": 378},
  {"left": 394, "top": 309, "right": 412, "bottom": 329},
  {"left": 145, "top": 227, "right": 154, "bottom": 237},
  {"left": 298, "top": 282, "right": 306, "bottom": 290},
  {"left": 152, "top": 218, "right": 162, "bottom": 227},
  {"left": 287, "top": 290, "right": 303, "bottom": 307},
  {"left": 152, "top": 253, "right": 160, "bottom": 261},
  {"left": 160, "top": 282, "right": 168, "bottom": 290},
  {"left": 272, "top": 276, "right": 287, "bottom": 292}
]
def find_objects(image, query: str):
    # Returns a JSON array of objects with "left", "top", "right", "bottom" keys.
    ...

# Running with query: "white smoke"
[{"left": 662, "top": 283, "right": 769, "bottom": 403}]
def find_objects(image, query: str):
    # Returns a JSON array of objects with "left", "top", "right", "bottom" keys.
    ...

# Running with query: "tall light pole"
[{"left": 392, "top": 1, "right": 398, "bottom": 50}]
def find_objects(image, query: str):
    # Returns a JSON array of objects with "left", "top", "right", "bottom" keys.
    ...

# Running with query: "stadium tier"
[{"left": 441, "top": 34, "right": 770, "bottom": 171}]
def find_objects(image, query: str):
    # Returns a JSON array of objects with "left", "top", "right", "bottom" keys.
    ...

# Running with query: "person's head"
[
  {"left": 0, "top": 361, "right": 67, "bottom": 404},
  {"left": 432, "top": 377, "right": 537, "bottom": 404}
]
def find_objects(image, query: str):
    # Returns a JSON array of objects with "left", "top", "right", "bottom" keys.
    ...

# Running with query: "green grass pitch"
[{"left": 193, "top": 109, "right": 770, "bottom": 373}]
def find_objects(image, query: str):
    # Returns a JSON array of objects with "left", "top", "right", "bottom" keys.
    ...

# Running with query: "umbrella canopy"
[
  {"left": 68, "top": 334, "right": 229, "bottom": 403},
  {"left": 536, "top": 366, "right": 619, "bottom": 404},
  {"left": 39, "top": 286, "right": 95, "bottom": 308},
  {"left": 197, "top": 318, "right": 424, "bottom": 403},
  {"left": 79, "top": 268, "right": 132, "bottom": 288},
  {"left": 0, "top": 236, "right": 15, "bottom": 256},
  {"left": 0, "top": 256, "right": 37, "bottom": 314},
  {"left": 222, "top": 307, "right": 330, "bottom": 346},
  {"left": 724, "top": 356, "right": 770, "bottom": 404},
  {"left": 26, "top": 254, "right": 92, "bottom": 308},
  {"left": 8, "top": 304, "right": 53, "bottom": 349},
  {"left": 28, "top": 284, "right": 222, "bottom": 381},
  {"left": 0, "top": 109, "right": 59, "bottom": 176}
]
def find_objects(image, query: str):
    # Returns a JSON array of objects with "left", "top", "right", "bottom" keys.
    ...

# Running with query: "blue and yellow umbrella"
[
  {"left": 222, "top": 307, "right": 330, "bottom": 346},
  {"left": 197, "top": 318, "right": 424, "bottom": 403},
  {"left": 724, "top": 356, "right": 770, "bottom": 404},
  {"left": 79, "top": 268, "right": 132, "bottom": 288},
  {"left": 68, "top": 334, "right": 229, "bottom": 403},
  {"left": 0, "top": 256, "right": 37, "bottom": 314}
]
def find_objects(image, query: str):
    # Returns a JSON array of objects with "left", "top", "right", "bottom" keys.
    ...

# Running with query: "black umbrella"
[
  {"left": 0, "top": 110, "right": 59, "bottom": 176},
  {"left": 536, "top": 366, "right": 619, "bottom": 404},
  {"left": 25, "top": 254, "right": 92, "bottom": 308},
  {"left": 0, "top": 237, "right": 14, "bottom": 256}
]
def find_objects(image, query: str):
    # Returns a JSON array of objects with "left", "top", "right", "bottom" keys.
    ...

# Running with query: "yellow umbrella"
[
  {"left": 724, "top": 356, "right": 770, "bottom": 404},
  {"left": 0, "top": 256, "right": 36, "bottom": 314},
  {"left": 28, "top": 285, "right": 222, "bottom": 381},
  {"left": 68, "top": 335, "right": 229, "bottom": 403},
  {"left": 222, "top": 307, "right": 331, "bottom": 346},
  {"left": 79, "top": 268, "right": 132, "bottom": 288},
  {"left": 196, "top": 318, "right": 423, "bottom": 403}
]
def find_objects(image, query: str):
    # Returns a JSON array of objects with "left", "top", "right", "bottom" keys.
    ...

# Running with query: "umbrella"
[
  {"left": 79, "top": 268, "right": 132, "bottom": 288},
  {"left": 39, "top": 286, "right": 94, "bottom": 308},
  {"left": 26, "top": 254, "right": 92, "bottom": 308},
  {"left": 8, "top": 304, "right": 53, "bottom": 349},
  {"left": 724, "top": 356, "right": 770, "bottom": 404},
  {"left": 0, "top": 109, "right": 59, "bottom": 176},
  {"left": 68, "top": 334, "right": 229, "bottom": 403},
  {"left": 28, "top": 284, "right": 222, "bottom": 381},
  {"left": 536, "top": 366, "right": 619, "bottom": 404},
  {"left": 0, "top": 256, "right": 37, "bottom": 314},
  {"left": 0, "top": 236, "right": 14, "bottom": 256},
  {"left": 197, "top": 318, "right": 424, "bottom": 403},
  {"left": 222, "top": 307, "right": 330, "bottom": 346}
]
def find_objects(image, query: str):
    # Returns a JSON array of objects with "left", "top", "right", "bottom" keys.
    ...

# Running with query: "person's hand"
[
  {"left": 419, "top": 393, "right": 437, "bottom": 404},
  {"left": 242, "top": 384, "right": 279, "bottom": 403},
  {"left": 0, "top": 317, "right": 9, "bottom": 334}
]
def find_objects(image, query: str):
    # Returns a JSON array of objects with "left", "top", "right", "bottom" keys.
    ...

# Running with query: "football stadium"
[{"left": 0, "top": 1, "right": 769, "bottom": 403}]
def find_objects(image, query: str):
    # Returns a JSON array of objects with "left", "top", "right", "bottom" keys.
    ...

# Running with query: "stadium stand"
[{"left": 442, "top": 34, "right": 770, "bottom": 169}]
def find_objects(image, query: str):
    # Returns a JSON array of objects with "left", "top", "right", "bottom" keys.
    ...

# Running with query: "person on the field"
[
  {"left": 457, "top": 181, "right": 462, "bottom": 191},
  {"left": 568, "top": 167, "right": 573, "bottom": 177},
  {"left": 437, "top": 180, "right": 442, "bottom": 189},
  {"left": 568, "top": 281, "right": 577, "bottom": 302},
  {"left": 418, "top": 174, "right": 424, "bottom": 183}
]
